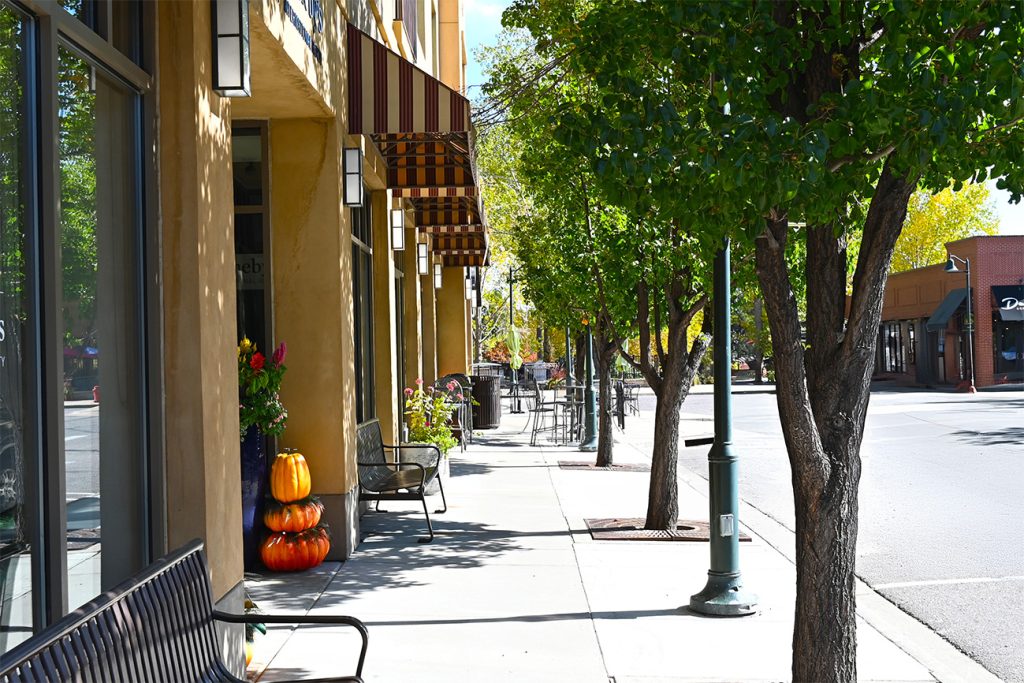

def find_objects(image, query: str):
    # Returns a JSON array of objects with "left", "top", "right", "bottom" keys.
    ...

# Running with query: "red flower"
[{"left": 250, "top": 352, "right": 265, "bottom": 371}]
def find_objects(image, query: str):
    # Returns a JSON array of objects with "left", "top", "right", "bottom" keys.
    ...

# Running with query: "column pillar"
[
  {"left": 436, "top": 266, "right": 471, "bottom": 376},
  {"left": 421, "top": 258, "right": 439, "bottom": 386},
  {"left": 270, "top": 118, "right": 359, "bottom": 560},
  {"left": 157, "top": 0, "right": 242, "bottom": 601},
  {"left": 371, "top": 191, "right": 399, "bottom": 445},
  {"left": 403, "top": 229, "right": 424, "bottom": 386}
]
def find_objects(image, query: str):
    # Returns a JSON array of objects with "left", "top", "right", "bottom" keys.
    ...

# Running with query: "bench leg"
[
  {"left": 434, "top": 473, "right": 448, "bottom": 514},
  {"left": 418, "top": 495, "right": 435, "bottom": 543}
]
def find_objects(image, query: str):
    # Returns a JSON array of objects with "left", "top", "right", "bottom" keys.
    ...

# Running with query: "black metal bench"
[
  {"left": 0, "top": 539, "right": 368, "bottom": 682},
  {"left": 357, "top": 419, "right": 448, "bottom": 543}
]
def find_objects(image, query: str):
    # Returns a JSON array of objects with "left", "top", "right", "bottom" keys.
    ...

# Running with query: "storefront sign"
[
  {"left": 237, "top": 254, "right": 265, "bottom": 290},
  {"left": 992, "top": 285, "right": 1024, "bottom": 321},
  {"left": 0, "top": 318, "right": 6, "bottom": 367},
  {"left": 284, "top": 0, "right": 323, "bottom": 64}
]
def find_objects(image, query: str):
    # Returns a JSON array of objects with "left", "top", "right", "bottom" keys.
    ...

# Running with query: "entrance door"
[{"left": 994, "top": 320, "right": 1024, "bottom": 381}]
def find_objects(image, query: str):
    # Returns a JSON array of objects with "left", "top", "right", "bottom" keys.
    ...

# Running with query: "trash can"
[{"left": 471, "top": 375, "right": 502, "bottom": 429}]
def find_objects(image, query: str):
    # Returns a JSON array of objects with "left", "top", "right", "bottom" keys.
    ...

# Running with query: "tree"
[
  {"left": 508, "top": 1, "right": 1024, "bottom": 680},
  {"left": 891, "top": 182, "right": 998, "bottom": 272}
]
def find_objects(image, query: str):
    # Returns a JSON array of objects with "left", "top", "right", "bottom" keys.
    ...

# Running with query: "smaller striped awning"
[{"left": 347, "top": 23, "right": 486, "bottom": 267}]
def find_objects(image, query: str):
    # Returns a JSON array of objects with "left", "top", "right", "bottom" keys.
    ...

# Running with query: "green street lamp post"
[
  {"left": 944, "top": 254, "right": 976, "bottom": 393},
  {"left": 579, "top": 324, "right": 598, "bottom": 452},
  {"left": 565, "top": 326, "right": 574, "bottom": 385},
  {"left": 690, "top": 239, "right": 758, "bottom": 616}
]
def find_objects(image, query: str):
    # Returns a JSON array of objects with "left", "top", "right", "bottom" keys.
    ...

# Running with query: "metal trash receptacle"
[{"left": 471, "top": 375, "right": 502, "bottom": 429}]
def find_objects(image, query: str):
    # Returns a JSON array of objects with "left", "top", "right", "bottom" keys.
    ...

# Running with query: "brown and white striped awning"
[{"left": 346, "top": 23, "right": 486, "bottom": 267}]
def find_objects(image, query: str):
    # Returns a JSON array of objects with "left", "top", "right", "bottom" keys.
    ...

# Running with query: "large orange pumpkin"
[
  {"left": 260, "top": 526, "right": 331, "bottom": 572},
  {"left": 263, "top": 497, "right": 323, "bottom": 533},
  {"left": 270, "top": 450, "right": 311, "bottom": 503}
]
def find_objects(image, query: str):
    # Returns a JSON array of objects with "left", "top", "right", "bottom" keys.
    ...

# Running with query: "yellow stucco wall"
[
  {"left": 403, "top": 235, "right": 424, "bottom": 385},
  {"left": 157, "top": 0, "right": 243, "bottom": 601},
  {"left": 421, "top": 262, "right": 439, "bottom": 386},
  {"left": 437, "top": 267, "right": 471, "bottom": 376},
  {"left": 270, "top": 118, "right": 358, "bottom": 495},
  {"left": 371, "top": 191, "right": 399, "bottom": 445}
]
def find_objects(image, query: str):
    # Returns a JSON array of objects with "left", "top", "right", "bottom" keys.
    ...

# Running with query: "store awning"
[
  {"left": 346, "top": 23, "right": 486, "bottom": 267},
  {"left": 993, "top": 285, "right": 1024, "bottom": 321},
  {"left": 925, "top": 288, "right": 968, "bottom": 332}
]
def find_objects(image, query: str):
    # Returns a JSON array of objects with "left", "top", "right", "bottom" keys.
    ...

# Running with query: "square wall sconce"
[
  {"left": 417, "top": 242, "right": 429, "bottom": 275},
  {"left": 434, "top": 263, "right": 443, "bottom": 289},
  {"left": 343, "top": 147, "right": 363, "bottom": 207},
  {"left": 391, "top": 209, "right": 406, "bottom": 250},
  {"left": 465, "top": 269, "right": 474, "bottom": 300},
  {"left": 211, "top": 0, "right": 251, "bottom": 97}
]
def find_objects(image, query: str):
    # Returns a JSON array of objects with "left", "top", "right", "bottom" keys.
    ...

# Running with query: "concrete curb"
[{"left": 671, "top": 464, "right": 1003, "bottom": 683}]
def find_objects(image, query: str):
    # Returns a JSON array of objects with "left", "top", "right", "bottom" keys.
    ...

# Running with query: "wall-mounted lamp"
[
  {"left": 211, "top": 0, "right": 251, "bottom": 97},
  {"left": 343, "top": 147, "right": 363, "bottom": 206},
  {"left": 465, "top": 269, "right": 474, "bottom": 300},
  {"left": 391, "top": 209, "right": 406, "bottom": 250},
  {"left": 417, "top": 242, "right": 429, "bottom": 275},
  {"left": 434, "top": 262, "right": 443, "bottom": 289}
]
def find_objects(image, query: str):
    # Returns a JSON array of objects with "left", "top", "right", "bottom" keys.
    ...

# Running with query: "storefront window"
[
  {"left": 394, "top": 255, "right": 406, "bottom": 435},
  {"left": 0, "top": 3, "right": 31, "bottom": 652},
  {"left": 233, "top": 127, "right": 271, "bottom": 353},
  {"left": 994, "top": 319, "right": 1024, "bottom": 379},
  {"left": 352, "top": 195, "right": 375, "bottom": 423},
  {"left": 59, "top": 45, "right": 146, "bottom": 611}
]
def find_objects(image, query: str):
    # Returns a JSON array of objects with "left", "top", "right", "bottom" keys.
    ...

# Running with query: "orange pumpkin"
[
  {"left": 260, "top": 526, "right": 331, "bottom": 572},
  {"left": 270, "top": 450, "right": 311, "bottom": 503},
  {"left": 263, "top": 497, "right": 323, "bottom": 533}
]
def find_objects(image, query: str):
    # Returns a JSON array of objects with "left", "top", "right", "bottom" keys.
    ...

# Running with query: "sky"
[{"left": 461, "top": 1, "right": 1024, "bottom": 236}]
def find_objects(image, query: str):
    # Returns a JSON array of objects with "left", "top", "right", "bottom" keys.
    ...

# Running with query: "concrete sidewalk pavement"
[{"left": 244, "top": 412, "right": 993, "bottom": 682}]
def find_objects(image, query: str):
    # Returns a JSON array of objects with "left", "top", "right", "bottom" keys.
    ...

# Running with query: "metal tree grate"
[{"left": 585, "top": 517, "right": 751, "bottom": 542}]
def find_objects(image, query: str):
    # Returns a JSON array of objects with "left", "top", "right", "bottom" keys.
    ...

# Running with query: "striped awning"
[{"left": 346, "top": 23, "right": 486, "bottom": 267}]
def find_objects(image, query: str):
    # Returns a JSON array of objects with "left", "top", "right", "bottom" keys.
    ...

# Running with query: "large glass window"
[
  {"left": 59, "top": 45, "right": 146, "bottom": 611},
  {"left": 352, "top": 195, "right": 374, "bottom": 423},
  {"left": 994, "top": 318, "right": 1024, "bottom": 379},
  {"left": 0, "top": 3, "right": 31, "bottom": 652}
]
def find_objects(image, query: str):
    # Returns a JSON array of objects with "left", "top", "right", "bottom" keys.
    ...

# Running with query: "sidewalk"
[{"left": 244, "top": 412, "right": 991, "bottom": 683}]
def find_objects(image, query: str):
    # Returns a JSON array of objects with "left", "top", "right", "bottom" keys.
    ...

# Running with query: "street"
[{"left": 635, "top": 384, "right": 1024, "bottom": 682}]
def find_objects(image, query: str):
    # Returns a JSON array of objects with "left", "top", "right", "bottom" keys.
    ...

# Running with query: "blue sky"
[{"left": 461, "top": 2, "right": 1023, "bottom": 235}]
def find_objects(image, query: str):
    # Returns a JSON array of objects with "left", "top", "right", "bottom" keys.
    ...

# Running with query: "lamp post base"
[
  {"left": 688, "top": 572, "right": 758, "bottom": 617},
  {"left": 578, "top": 438, "right": 598, "bottom": 452}
]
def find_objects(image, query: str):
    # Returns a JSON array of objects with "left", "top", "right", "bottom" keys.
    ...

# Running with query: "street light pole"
[
  {"left": 579, "top": 324, "right": 598, "bottom": 452},
  {"left": 690, "top": 239, "right": 757, "bottom": 616},
  {"left": 509, "top": 266, "right": 523, "bottom": 412},
  {"left": 945, "top": 254, "right": 976, "bottom": 393},
  {"left": 565, "top": 326, "right": 574, "bottom": 385}
]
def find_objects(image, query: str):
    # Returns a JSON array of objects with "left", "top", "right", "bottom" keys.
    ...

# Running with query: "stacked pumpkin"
[{"left": 260, "top": 450, "right": 331, "bottom": 571}]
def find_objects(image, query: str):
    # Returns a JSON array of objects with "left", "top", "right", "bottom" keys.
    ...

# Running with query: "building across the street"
[
  {"left": 0, "top": 0, "right": 485, "bottom": 668},
  {"left": 876, "top": 235, "right": 1024, "bottom": 388}
]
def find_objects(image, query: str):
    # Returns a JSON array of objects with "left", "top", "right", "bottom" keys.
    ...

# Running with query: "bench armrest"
[
  {"left": 212, "top": 610, "right": 368, "bottom": 679},
  {"left": 384, "top": 443, "right": 441, "bottom": 467}
]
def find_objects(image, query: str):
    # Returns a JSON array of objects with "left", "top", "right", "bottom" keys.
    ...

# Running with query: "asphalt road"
[{"left": 641, "top": 384, "right": 1024, "bottom": 682}]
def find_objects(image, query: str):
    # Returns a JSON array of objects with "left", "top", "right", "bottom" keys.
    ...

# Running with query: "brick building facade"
[{"left": 878, "top": 235, "right": 1024, "bottom": 388}]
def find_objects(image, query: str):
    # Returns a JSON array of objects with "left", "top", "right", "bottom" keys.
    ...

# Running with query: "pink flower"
[
  {"left": 415, "top": 378, "right": 423, "bottom": 385},
  {"left": 447, "top": 380, "right": 457, "bottom": 391},
  {"left": 456, "top": 393, "right": 464, "bottom": 400},
  {"left": 272, "top": 342, "right": 287, "bottom": 366},
  {"left": 404, "top": 387, "right": 414, "bottom": 396}
]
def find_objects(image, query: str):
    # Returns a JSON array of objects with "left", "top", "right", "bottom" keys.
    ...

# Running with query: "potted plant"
[
  {"left": 402, "top": 378, "right": 459, "bottom": 493},
  {"left": 238, "top": 337, "right": 288, "bottom": 570}
]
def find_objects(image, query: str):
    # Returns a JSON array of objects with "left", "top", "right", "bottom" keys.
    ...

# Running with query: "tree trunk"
[
  {"left": 644, "top": 362, "right": 685, "bottom": 529},
  {"left": 574, "top": 333, "right": 586, "bottom": 382},
  {"left": 595, "top": 342, "right": 616, "bottom": 467},
  {"left": 752, "top": 297, "right": 765, "bottom": 383},
  {"left": 792, "top": 449, "right": 860, "bottom": 682},
  {"left": 542, "top": 327, "right": 552, "bottom": 362}
]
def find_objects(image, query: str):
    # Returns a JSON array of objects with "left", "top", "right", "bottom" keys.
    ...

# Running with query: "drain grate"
[
  {"left": 558, "top": 460, "right": 651, "bottom": 473},
  {"left": 585, "top": 517, "right": 751, "bottom": 542}
]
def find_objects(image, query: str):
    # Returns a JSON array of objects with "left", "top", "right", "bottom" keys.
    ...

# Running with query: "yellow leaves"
[{"left": 891, "top": 182, "right": 998, "bottom": 273}]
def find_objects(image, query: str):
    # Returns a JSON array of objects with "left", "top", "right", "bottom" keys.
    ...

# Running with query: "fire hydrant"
[{"left": 92, "top": 385, "right": 100, "bottom": 403}]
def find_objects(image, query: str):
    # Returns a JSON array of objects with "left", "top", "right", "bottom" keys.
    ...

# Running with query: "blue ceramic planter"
[{"left": 240, "top": 426, "right": 267, "bottom": 570}]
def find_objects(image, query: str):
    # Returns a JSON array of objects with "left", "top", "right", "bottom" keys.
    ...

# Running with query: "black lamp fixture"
[
  {"left": 417, "top": 242, "right": 429, "bottom": 275},
  {"left": 211, "top": 0, "right": 251, "bottom": 97},
  {"left": 944, "top": 253, "right": 976, "bottom": 392},
  {"left": 343, "top": 147, "right": 363, "bottom": 207},
  {"left": 391, "top": 208, "right": 406, "bottom": 251}
]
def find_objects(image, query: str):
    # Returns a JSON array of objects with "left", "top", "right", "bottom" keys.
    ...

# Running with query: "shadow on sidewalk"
[
  {"left": 951, "top": 426, "right": 1024, "bottom": 447},
  {"left": 357, "top": 606, "right": 708, "bottom": 628}
]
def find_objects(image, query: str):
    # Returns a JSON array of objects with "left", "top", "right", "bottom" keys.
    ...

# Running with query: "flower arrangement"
[
  {"left": 403, "top": 378, "right": 459, "bottom": 455},
  {"left": 238, "top": 337, "right": 288, "bottom": 439}
]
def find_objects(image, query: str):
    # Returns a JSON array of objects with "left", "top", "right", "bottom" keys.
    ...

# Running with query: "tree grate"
[
  {"left": 585, "top": 517, "right": 751, "bottom": 542},
  {"left": 558, "top": 461, "right": 651, "bottom": 472}
]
